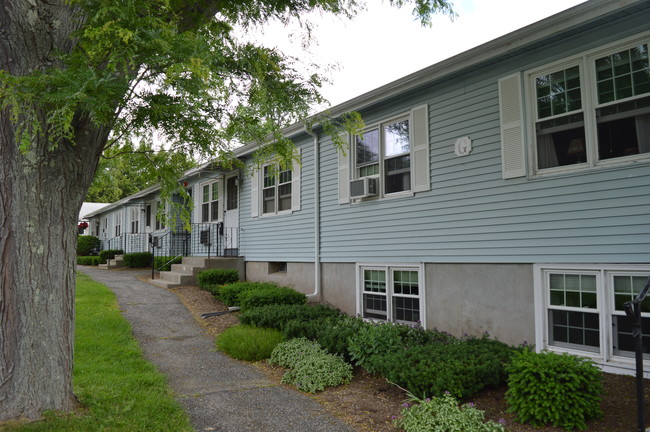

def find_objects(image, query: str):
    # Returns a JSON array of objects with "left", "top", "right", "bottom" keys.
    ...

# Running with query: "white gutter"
[{"left": 304, "top": 125, "right": 320, "bottom": 299}]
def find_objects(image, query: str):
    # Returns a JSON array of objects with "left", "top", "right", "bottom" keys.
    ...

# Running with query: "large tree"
[{"left": 0, "top": 0, "right": 453, "bottom": 421}]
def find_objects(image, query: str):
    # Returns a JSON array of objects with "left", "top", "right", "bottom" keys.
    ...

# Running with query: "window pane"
[
  {"left": 363, "top": 294, "right": 387, "bottom": 320},
  {"left": 263, "top": 166, "right": 275, "bottom": 188},
  {"left": 536, "top": 114, "right": 586, "bottom": 169},
  {"left": 202, "top": 203, "right": 209, "bottom": 222},
  {"left": 596, "top": 96, "right": 650, "bottom": 160},
  {"left": 211, "top": 201, "right": 219, "bottom": 221},
  {"left": 364, "top": 270, "right": 386, "bottom": 293},
  {"left": 536, "top": 66, "right": 581, "bottom": 119},
  {"left": 614, "top": 275, "right": 650, "bottom": 312},
  {"left": 226, "top": 177, "right": 238, "bottom": 210},
  {"left": 549, "top": 309, "right": 600, "bottom": 350},
  {"left": 393, "top": 270, "right": 419, "bottom": 295},
  {"left": 547, "top": 273, "right": 597, "bottom": 309},
  {"left": 356, "top": 129, "right": 379, "bottom": 165},
  {"left": 358, "top": 163, "right": 379, "bottom": 178},
  {"left": 596, "top": 44, "right": 649, "bottom": 104},
  {"left": 203, "top": 185, "right": 209, "bottom": 203},
  {"left": 393, "top": 297, "right": 420, "bottom": 323},
  {"left": 385, "top": 154, "right": 411, "bottom": 194},
  {"left": 384, "top": 119, "right": 410, "bottom": 157},
  {"left": 279, "top": 168, "right": 292, "bottom": 185},
  {"left": 211, "top": 183, "right": 218, "bottom": 201},
  {"left": 278, "top": 183, "right": 292, "bottom": 211},
  {"left": 613, "top": 316, "right": 650, "bottom": 358},
  {"left": 262, "top": 188, "right": 275, "bottom": 214}
]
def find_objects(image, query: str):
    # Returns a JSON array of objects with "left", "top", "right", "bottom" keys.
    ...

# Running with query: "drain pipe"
[{"left": 304, "top": 125, "right": 321, "bottom": 299}]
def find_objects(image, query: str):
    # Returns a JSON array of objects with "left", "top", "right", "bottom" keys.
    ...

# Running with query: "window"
[
  {"left": 145, "top": 204, "right": 151, "bottom": 227},
  {"left": 529, "top": 39, "right": 650, "bottom": 173},
  {"left": 536, "top": 265, "right": 650, "bottom": 366},
  {"left": 250, "top": 151, "right": 301, "bottom": 218},
  {"left": 226, "top": 176, "right": 238, "bottom": 211},
  {"left": 358, "top": 264, "right": 424, "bottom": 325},
  {"left": 114, "top": 213, "right": 122, "bottom": 237},
  {"left": 130, "top": 207, "right": 139, "bottom": 234},
  {"left": 201, "top": 181, "right": 219, "bottom": 222},
  {"left": 355, "top": 117, "right": 412, "bottom": 195},
  {"left": 155, "top": 201, "right": 166, "bottom": 230}
]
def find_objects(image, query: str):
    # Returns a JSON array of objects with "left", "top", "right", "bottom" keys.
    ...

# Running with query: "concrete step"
[{"left": 153, "top": 256, "right": 245, "bottom": 288}]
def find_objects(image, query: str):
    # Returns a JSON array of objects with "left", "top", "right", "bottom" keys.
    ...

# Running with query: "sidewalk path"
[{"left": 78, "top": 266, "right": 354, "bottom": 432}]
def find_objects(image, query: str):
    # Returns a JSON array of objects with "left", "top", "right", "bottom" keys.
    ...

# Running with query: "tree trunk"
[{"left": 0, "top": 1, "right": 109, "bottom": 420}]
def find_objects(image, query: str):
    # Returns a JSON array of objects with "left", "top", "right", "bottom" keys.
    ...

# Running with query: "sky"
[{"left": 247, "top": 0, "right": 588, "bottom": 109}]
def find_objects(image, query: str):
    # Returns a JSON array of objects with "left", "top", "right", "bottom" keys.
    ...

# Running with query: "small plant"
[
  {"left": 239, "top": 304, "right": 343, "bottom": 330},
  {"left": 197, "top": 268, "right": 239, "bottom": 289},
  {"left": 217, "top": 281, "right": 280, "bottom": 306},
  {"left": 283, "top": 314, "right": 365, "bottom": 360},
  {"left": 123, "top": 252, "right": 153, "bottom": 268},
  {"left": 238, "top": 286, "right": 306, "bottom": 311},
  {"left": 99, "top": 249, "right": 123, "bottom": 264},
  {"left": 505, "top": 349, "right": 603, "bottom": 430},
  {"left": 394, "top": 392, "right": 505, "bottom": 432},
  {"left": 269, "top": 338, "right": 352, "bottom": 393},
  {"left": 215, "top": 325, "right": 283, "bottom": 362},
  {"left": 77, "top": 256, "right": 101, "bottom": 266},
  {"left": 77, "top": 235, "right": 100, "bottom": 256}
]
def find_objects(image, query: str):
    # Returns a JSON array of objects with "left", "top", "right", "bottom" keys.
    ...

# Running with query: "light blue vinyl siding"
[
  {"left": 317, "top": 26, "right": 650, "bottom": 264},
  {"left": 239, "top": 137, "right": 315, "bottom": 262}
]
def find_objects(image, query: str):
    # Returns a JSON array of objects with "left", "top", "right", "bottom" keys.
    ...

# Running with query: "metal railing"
[{"left": 99, "top": 224, "right": 239, "bottom": 258}]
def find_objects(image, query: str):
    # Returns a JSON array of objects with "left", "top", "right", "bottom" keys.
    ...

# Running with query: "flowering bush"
[{"left": 394, "top": 392, "right": 505, "bottom": 432}]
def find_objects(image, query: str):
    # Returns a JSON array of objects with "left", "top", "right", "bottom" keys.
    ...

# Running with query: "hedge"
[
  {"left": 197, "top": 269, "right": 239, "bottom": 289},
  {"left": 123, "top": 252, "right": 153, "bottom": 268},
  {"left": 77, "top": 235, "right": 100, "bottom": 256},
  {"left": 77, "top": 256, "right": 101, "bottom": 266},
  {"left": 99, "top": 249, "right": 123, "bottom": 264}
]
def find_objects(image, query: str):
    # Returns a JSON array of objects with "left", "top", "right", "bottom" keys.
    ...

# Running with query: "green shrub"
[
  {"left": 123, "top": 252, "right": 153, "bottom": 268},
  {"left": 154, "top": 255, "right": 182, "bottom": 272},
  {"left": 215, "top": 325, "right": 283, "bottom": 362},
  {"left": 371, "top": 336, "right": 515, "bottom": 399},
  {"left": 217, "top": 282, "right": 280, "bottom": 306},
  {"left": 99, "top": 249, "right": 123, "bottom": 264},
  {"left": 269, "top": 338, "right": 352, "bottom": 393},
  {"left": 197, "top": 268, "right": 239, "bottom": 289},
  {"left": 239, "top": 304, "right": 343, "bottom": 330},
  {"left": 77, "top": 256, "right": 101, "bottom": 266},
  {"left": 505, "top": 350, "right": 603, "bottom": 430},
  {"left": 347, "top": 322, "right": 458, "bottom": 374},
  {"left": 395, "top": 393, "right": 505, "bottom": 432},
  {"left": 283, "top": 315, "right": 365, "bottom": 360},
  {"left": 77, "top": 235, "right": 100, "bottom": 256},
  {"left": 238, "top": 286, "right": 306, "bottom": 311}
]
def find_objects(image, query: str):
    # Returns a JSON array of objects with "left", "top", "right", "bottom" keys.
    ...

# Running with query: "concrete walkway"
[{"left": 78, "top": 266, "right": 354, "bottom": 432}]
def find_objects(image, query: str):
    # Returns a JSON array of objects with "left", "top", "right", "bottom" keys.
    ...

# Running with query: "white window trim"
[
  {"left": 352, "top": 112, "right": 414, "bottom": 201},
  {"left": 199, "top": 179, "right": 222, "bottom": 223},
  {"left": 534, "top": 263, "right": 650, "bottom": 377},
  {"left": 251, "top": 149, "right": 301, "bottom": 218},
  {"left": 524, "top": 32, "right": 650, "bottom": 177},
  {"left": 355, "top": 262, "right": 426, "bottom": 327}
]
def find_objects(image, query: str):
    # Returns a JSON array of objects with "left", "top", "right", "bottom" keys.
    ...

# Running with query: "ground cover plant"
[
  {"left": 1, "top": 273, "right": 192, "bottom": 432},
  {"left": 215, "top": 325, "right": 283, "bottom": 362},
  {"left": 269, "top": 338, "right": 352, "bottom": 393},
  {"left": 395, "top": 392, "right": 506, "bottom": 432}
]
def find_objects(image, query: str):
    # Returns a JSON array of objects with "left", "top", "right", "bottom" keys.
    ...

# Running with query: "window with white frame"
[
  {"left": 358, "top": 264, "right": 424, "bottom": 325},
  {"left": 114, "top": 212, "right": 122, "bottom": 237},
  {"left": 250, "top": 151, "right": 301, "bottom": 218},
  {"left": 155, "top": 201, "right": 166, "bottom": 230},
  {"left": 130, "top": 207, "right": 139, "bottom": 234},
  {"left": 536, "top": 265, "right": 650, "bottom": 363},
  {"left": 355, "top": 117, "right": 412, "bottom": 195},
  {"left": 201, "top": 181, "right": 219, "bottom": 222},
  {"left": 530, "top": 39, "right": 650, "bottom": 172}
]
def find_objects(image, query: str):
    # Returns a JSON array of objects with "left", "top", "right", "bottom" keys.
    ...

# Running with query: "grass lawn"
[{"left": 2, "top": 273, "right": 193, "bottom": 432}]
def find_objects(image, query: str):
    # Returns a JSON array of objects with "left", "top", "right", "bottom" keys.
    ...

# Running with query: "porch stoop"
[
  {"left": 148, "top": 257, "right": 245, "bottom": 289},
  {"left": 98, "top": 255, "right": 125, "bottom": 270}
]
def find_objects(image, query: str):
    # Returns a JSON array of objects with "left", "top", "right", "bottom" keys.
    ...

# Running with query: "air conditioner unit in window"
[{"left": 350, "top": 177, "right": 378, "bottom": 199}]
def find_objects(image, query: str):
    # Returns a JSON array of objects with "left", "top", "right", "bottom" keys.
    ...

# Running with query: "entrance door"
[{"left": 223, "top": 174, "right": 239, "bottom": 256}]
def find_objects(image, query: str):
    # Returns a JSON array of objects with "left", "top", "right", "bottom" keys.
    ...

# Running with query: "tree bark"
[{"left": 0, "top": 1, "right": 108, "bottom": 420}]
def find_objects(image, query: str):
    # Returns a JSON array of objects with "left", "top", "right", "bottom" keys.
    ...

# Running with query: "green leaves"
[{"left": 505, "top": 350, "right": 603, "bottom": 430}]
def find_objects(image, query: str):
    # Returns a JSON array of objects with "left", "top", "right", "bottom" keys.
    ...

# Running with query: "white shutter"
[
  {"left": 291, "top": 148, "right": 301, "bottom": 211},
  {"left": 499, "top": 73, "right": 526, "bottom": 179},
  {"left": 250, "top": 168, "right": 259, "bottom": 218},
  {"left": 411, "top": 104, "right": 430, "bottom": 192},
  {"left": 217, "top": 177, "right": 225, "bottom": 221},
  {"left": 338, "top": 136, "right": 350, "bottom": 204}
]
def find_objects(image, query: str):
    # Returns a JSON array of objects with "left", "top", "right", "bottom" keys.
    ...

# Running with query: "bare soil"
[{"left": 158, "top": 279, "right": 650, "bottom": 432}]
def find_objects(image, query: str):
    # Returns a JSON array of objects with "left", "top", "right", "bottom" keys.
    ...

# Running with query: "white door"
[{"left": 223, "top": 174, "right": 239, "bottom": 255}]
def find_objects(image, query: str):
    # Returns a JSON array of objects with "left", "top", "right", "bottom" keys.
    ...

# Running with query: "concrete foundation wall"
[
  {"left": 425, "top": 263, "right": 534, "bottom": 346},
  {"left": 245, "top": 260, "right": 535, "bottom": 346}
]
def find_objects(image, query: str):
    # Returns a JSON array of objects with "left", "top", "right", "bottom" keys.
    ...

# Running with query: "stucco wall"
[
  {"left": 245, "top": 260, "right": 534, "bottom": 346},
  {"left": 425, "top": 263, "right": 534, "bottom": 346}
]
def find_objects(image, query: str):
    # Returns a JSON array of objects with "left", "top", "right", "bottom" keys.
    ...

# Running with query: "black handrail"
[{"left": 623, "top": 275, "right": 650, "bottom": 432}]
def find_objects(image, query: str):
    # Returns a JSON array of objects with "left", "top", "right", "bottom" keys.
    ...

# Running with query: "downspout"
[{"left": 304, "top": 125, "right": 320, "bottom": 299}]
